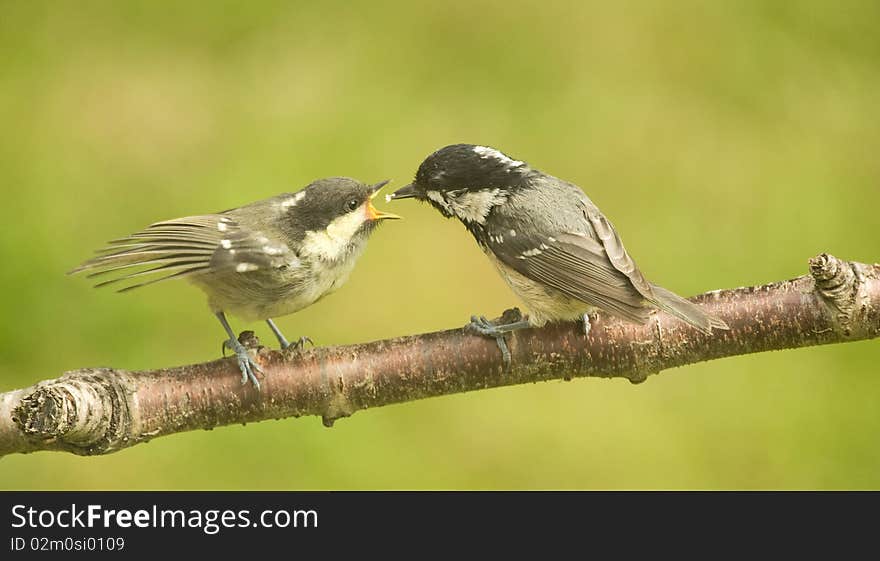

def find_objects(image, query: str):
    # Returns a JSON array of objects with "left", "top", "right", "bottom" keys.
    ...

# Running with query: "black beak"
[
  {"left": 369, "top": 179, "right": 391, "bottom": 194},
  {"left": 386, "top": 183, "right": 417, "bottom": 202}
]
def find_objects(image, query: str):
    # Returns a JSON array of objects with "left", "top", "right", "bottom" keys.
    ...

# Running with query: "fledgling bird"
[
  {"left": 388, "top": 144, "right": 727, "bottom": 362},
  {"left": 70, "top": 177, "right": 400, "bottom": 388}
]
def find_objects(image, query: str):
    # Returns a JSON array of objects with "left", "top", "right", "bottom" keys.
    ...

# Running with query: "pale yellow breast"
[{"left": 483, "top": 249, "right": 592, "bottom": 326}]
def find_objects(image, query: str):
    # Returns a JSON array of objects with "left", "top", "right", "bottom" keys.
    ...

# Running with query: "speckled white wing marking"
[
  {"left": 70, "top": 215, "right": 294, "bottom": 291},
  {"left": 487, "top": 228, "right": 653, "bottom": 324}
]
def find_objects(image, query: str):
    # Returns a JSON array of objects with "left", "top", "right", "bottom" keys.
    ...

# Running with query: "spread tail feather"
[
  {"left": 649, "top": 284, "right": 729, "bottom": 334},
  {"left": 67, "top": 216, "right": 225, "bottom": 291}
]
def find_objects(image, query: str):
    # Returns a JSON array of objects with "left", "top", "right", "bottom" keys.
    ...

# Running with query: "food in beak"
[{"left": 386, "top": 183, "right": 417, "bottom": 202}]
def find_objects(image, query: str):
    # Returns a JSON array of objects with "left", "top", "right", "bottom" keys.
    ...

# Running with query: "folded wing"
[
  {"left": 69, "top": 215, "right": 293, "bottom": 292},
  {"left": 487, "top": 201, "right": 727, "bottom": 332}
]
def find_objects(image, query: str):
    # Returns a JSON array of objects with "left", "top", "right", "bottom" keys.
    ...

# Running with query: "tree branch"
[{"left": 2, "top": 253, "right": 878, "bottom": 458}]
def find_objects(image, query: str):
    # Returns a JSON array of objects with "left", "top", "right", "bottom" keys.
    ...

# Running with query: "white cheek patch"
[
  {"left": 426, "top": 190, "right": 453, "bottom": 214},
  {"left": 301, "top": 204, "right": 368, "bottom": 261},
  {"left": 448, "top": 189, "right": 507, "bottom": 224},
  {"left": 472, "top": 145, "right": 525, "bottom": 169}
]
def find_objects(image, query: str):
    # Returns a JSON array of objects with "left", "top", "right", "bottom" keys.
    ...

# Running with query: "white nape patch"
[
  {"left": 220, "top": 239, "right": 232, "bottom": 249},
  {"left": 280, "top": 191, "right": 306, "bottom": 210},
  {"left": 300, "top": 203, "right": 368, "bottom": 261},
  {"left": 509, "top": 229, "right": 516, "bottom": 237},
  {"left": 522, "top": 248, "right": 543, "bottom": 257},
  {"left": 448, "top": 189, "right": 507, "bottom": 224},
  {"left": 236, "top": 263, "right": 259, "bottom": 273},
  {"left": 472, "top": 146, "right": 525, "bottom": 169}
]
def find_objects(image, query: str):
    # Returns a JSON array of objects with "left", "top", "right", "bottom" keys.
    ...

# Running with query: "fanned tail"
[
  {"left": 67, "top": 217, "right": 224, "bottom": 291},
  {"left": 648, "top": 284, "right": 729, "bottom": 334}
]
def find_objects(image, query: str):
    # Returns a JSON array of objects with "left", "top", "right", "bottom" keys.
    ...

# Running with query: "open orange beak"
[{"left": 366, "top": 180, "right": 402, "bottom": 221}]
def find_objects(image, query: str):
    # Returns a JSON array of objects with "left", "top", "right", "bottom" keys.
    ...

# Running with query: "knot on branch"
[
  {"left": 11, "top": 369, "right": 133, "bottom": 455},
  {"left": 810, "top": 253, "right": 861, "bottom": 333}
]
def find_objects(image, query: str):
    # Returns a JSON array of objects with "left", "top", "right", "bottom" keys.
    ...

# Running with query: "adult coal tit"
[{"left": 388, "top": 144, "right": 727, "bottom": 363}]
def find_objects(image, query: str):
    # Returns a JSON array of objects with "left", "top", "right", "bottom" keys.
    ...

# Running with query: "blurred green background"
[{"left": 1, "top": 0, "right": 878, "bottom": 489}]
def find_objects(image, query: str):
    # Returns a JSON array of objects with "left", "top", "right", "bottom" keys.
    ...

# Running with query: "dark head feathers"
[{"left": 413, "top": 144, "right": 532, "bottom": 194}]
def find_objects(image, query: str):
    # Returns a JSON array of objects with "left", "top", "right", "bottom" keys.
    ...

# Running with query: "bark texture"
[{"left": 1, "top": 253, "right": 877, "bottom": 458}]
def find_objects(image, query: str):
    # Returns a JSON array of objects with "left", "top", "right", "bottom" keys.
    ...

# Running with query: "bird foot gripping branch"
[
  {"left": 220, "top": 324, "right": 264, "bottom": 389},
  {"left": 465, "top": 308, "right": 531, "bottom": 365}
]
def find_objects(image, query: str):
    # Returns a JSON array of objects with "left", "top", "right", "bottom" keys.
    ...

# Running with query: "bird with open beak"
[{"left": 71, "top": 177, "right": 400, "bottom": 388}]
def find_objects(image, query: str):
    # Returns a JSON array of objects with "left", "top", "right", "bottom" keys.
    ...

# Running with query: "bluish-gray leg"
[
  {"left": 266, "top": 318, "right": 313, "bottom": 350},
  {"left": 466, "top": 315, "right": 531, "bottom": 365},
  {"left": 266, "top": 318, "right": 290, "bottom": 349},
  {"left": 217, "top": 311, "right": 262, "bottom": 389},
  {"left": 583, "top": 313, "right": 592, "bottom": 337}
]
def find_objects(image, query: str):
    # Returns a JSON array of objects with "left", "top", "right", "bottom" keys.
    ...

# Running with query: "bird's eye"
[{"left": 345, "top": 199, "right": 359, "bottom": 212}]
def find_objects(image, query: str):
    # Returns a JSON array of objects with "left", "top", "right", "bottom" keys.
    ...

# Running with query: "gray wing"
[
  {"left": 486, "top": 184, "right": 657, "bottom": 323},
  {"left": 487, "top": 184, "right": 727, "bottom": 332},
  {"left": 69, "top": 214, "right": 293, "bottom": 291},
  {"left": 578, "top": 200, "right": 726, "bottom": 332},
  {"left": 580, "top": 204, "right": 657, "bottom": 300},
  {"left": 488, "top": 228, "right": 654, "bottom": 324}
]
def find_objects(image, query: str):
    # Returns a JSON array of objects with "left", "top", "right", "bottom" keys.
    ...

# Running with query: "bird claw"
[
  {"left": 223, "top": 338, "right": 263, "bottom": 389},
  {"left": 467, "top": 315, "right": 502, "bottom": 337},
  {"left": 466, "top": 316, "right": 513, "bottom": 366},
  {"left": 282, "top": 336, "right": 314, "bottom": 352}
]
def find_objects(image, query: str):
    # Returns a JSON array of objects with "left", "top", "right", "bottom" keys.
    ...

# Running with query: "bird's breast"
[
  {"left": 193, "top": 241, "right": 367, "bottom": 322},
  {"left": 482, "top": 247, "right": 593, "bottom": 327}
]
